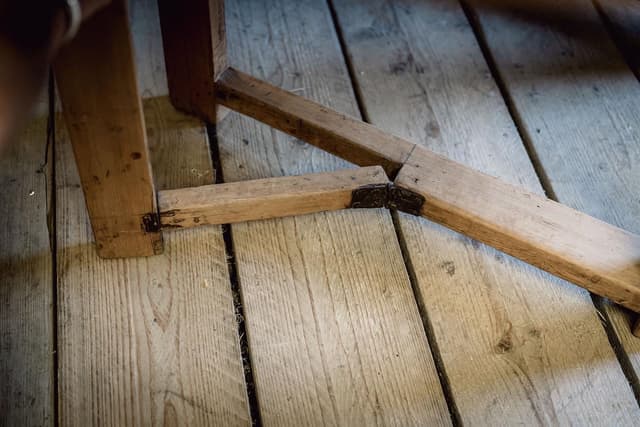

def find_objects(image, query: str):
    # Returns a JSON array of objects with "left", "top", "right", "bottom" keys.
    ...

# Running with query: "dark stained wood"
[{"left": 157, "top": 0, "right": 227, "bottom": 123}]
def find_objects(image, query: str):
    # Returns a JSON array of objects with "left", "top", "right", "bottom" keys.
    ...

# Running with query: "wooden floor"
[{"left": 3, "top": 0, "right": 640, "bottom": 425}]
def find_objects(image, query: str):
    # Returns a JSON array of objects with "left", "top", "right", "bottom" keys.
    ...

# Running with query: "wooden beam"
[
  {"left": 55, "top": 0, "right": 162, "bottom": 258},
  {"left": 395, "top": 145, "right": 640, "bottom": 312},
  {"left": 157, "top": 0, "right": 227, "bottom": 123},
  {"left": 158, "top": 166, "right": 388, "bottom": 228},
  {"left": 215, "top": 67, "right": 415, "bottom": 176}
]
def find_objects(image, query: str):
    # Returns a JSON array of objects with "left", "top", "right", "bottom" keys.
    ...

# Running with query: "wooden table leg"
[
  {"left": 55, "top": 0, "right": 162, "bottom": 258},
  {"left": 157, "top": 0, "right": 228, "bottom": 123}
]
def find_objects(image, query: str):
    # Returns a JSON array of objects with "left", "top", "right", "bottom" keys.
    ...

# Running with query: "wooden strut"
[
  {"left": 155, "top": 66, "right": 640, "bottom": 321},
  {"left": 59, "top": 0, "right": 640, "bottom": 335}
]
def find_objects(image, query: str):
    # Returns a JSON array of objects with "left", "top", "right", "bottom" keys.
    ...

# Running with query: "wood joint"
[{"left": 350, "top": 183, "right": 425, "bottom": 215}]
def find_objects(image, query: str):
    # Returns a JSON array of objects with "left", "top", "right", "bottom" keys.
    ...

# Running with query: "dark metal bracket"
[
  {"left": 350, "top": 182, "right": 425, "bottom": 215},
  {"left": 142, "top": 212, "right": 162, "bottom": 233}
]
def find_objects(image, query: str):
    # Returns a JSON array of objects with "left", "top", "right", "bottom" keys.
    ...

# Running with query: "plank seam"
[
  {"left": 207, "top": 124, "right": 263, "bottom": 426},
  {"left": 47, "top": 70, "right": 60, "bottom": 427},
  {"left": 327, "top": 1, "right": 462, "bottom": 424}
]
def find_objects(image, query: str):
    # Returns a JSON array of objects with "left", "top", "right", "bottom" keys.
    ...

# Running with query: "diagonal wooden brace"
[
  {"left": 209, "top": 66, "right": 640, "bottom": 322},
  {"left": 57, "top": 0, "right": 640, "bottom": 336}
]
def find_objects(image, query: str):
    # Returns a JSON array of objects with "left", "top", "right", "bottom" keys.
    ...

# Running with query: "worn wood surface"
[
  {"left": 469, "top": 0, "right": 640, "bottom": 384},
  {"left": 216, "top": 67, "right": 415, "bottom": 176},
  {"left": 5, "top": 0, "right": 640, "bottom": 424},
  {"left": 598, "top": 0, "right": 640, "bottom": 343},
  {"left": 396, "top": 145, "right": 640, "bottom": 311},
  {"left": 55, "top": 0, "right": 250, "bottom": 425},
  {"left": 54, "top": 0, "right": 161, "bottom": 258},
  {"left": 159, "top": 166, "right": 388, "bottom": 229},
  {"left": 221, "top": 0, "right": 451, "bottom": 425},
  {"left": 333, "top": 0, "right": 640, "bottom": 423},
  {"left": 0, "top": 113, "right": 53, "bottom": 425},
  {"left": 157, "top": 0, "right": 227, "bottom": 123}
]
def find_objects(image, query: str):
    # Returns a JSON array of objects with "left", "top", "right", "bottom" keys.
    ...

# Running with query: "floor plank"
[
  {"left": 333, "top": 0, "right": 640, "bottom": 423},
  {"left": 55, "top": 1, "right": 250, "bottom": 425},
  {"left": 470, "top": 0, "right": 640, "bottom": 386},
  {"left": 220, "top": 0, "right": 451, "bottom": 425},
  {"left": 594, "top": 0, "right": 640, "bottom": 380},
  {"left": 0, "top": 112, "right": 53, "bottom": 425}
]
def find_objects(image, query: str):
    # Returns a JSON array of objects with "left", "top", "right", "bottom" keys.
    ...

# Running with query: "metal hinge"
[
  {"left": 142, "top": 212, "right": 161, "bottom": 233},
  {"left": 350, "top": 183, "right": 424, "bottom": 215}
]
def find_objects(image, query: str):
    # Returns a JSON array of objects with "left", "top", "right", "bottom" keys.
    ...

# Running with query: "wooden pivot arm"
[
  {"left": 157, "top": 166, "right": 389, "bottom": 228},
  {"left": 211, "top": 67, "right": 640, "bottom": 314},
  {"left": 215, "top": 67, "right": 415, "bottom": 177},
  {"left": 395, "top": 146, "right": 640, "bottom": 312}
]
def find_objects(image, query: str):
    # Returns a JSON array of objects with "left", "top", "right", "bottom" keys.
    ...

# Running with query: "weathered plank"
[
  {"left": 0, "top": 113, "right": 53, "bottom": 425},
  {"left": 221, "top": 0, "right": 451, "bottom": 424},
  {"left": 597, "top": 0, "right": 640, "bottom": 343},
  {"left": 216, "top": 67, "right": 415, "bottom": 176},
  {"left": 55, "top": 0, "right": 161, "bottom": 258},
  {"left": 475, "top": 0, "right": 640, "bottom": 378},
  {"left": 333, "top": 0, "right": 640, "bottom": 423},
  {"left": 158, "top": 166, "right": 388, "bottom": 229},
  {"left": 55, "top": 0, "right": 250, "bottom": 424}
]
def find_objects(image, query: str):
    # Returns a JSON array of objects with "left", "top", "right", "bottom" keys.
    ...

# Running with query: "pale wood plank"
[
  {"left": 333, "top": 0, "right": 640, "bottom": 423},
  {"left": 216, "top": 67, "right": 415, "bottom": 176},
  {"left": 55, "top": 0, "right": 250, "bottom": 424},
  {"left": 56, "top": 99, "right": 250, "bottom": 427},
  {"left": 54, "top": 0, "right": 161, "bottom": 258},
  {"left": 221, "top": 0, "right": 451, "bottom": 424},
  {"left": 158, "top": 166, "right": 388, "bottom": 228},
  {"left": 485, "top": 0, "right": 640, "bottom": 379},
  {"left": 0, "top": 114, "right": 53, "bottom": 425}
]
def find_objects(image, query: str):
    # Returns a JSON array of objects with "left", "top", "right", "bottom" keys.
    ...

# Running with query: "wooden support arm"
[
  {"left": 394, "top": 146, "right": 640, "bottom": 312},
  {"left": 214, "top": 68, "right": 640, "bottom": 315},
  {"left": 157, "top": 166, "right": 389, "bottom": 228},
  {"left": 214, "top": 67, "right": 415, "bottom": 177}
]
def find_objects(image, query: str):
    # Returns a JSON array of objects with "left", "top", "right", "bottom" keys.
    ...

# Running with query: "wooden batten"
[
  {"left": 215, "top": 67, "right": 415, "bottom": 176},
  {"left": 394, "top": 145, "right": 640, "bottom": 312},
  {"left": 158, "top": 166, "right": 389, "bottom": 228},
  {"left": 55, "top": 0, "right": 161, "bottom": 258}
]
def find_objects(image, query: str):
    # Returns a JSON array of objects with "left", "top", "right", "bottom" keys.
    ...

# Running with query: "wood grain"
[
  {"left": 221, "top": 0, "right": 451, "bottom": 424},
  {"left": 396, "top": 145, "right": 640, "bottom": 310},
  {"left": 157, "top": 0, "right": 227, "bottom": 123},
  {"left": 159, "top": 166, "right": 388, "bottom": 228},
  {"left": 0, "top": 114, "right": 53, "bottom": 425},
  {"left": 333, "top": 0, "right": 640, "bottom": 423},
  {"left": 470, "top": 0, "right": 640, "bottom": 381},
  {"left": 54, "top": 0, "right": 161, "bottom": 258},
  {"left": 55, "top": 0, "right": 250, "bottom": 424},
  {"left": 216, "top": 67, "right": 415, "bottom": 177}
]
